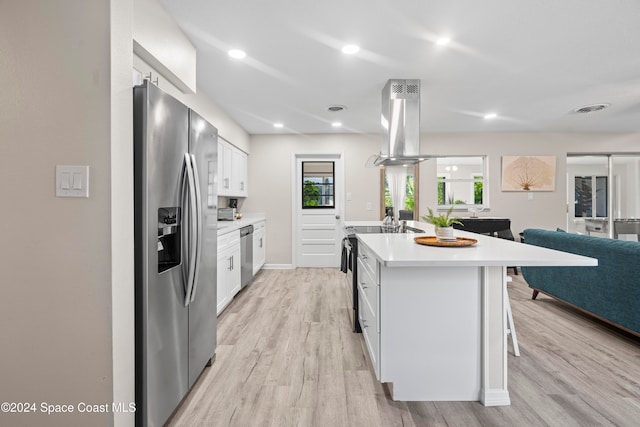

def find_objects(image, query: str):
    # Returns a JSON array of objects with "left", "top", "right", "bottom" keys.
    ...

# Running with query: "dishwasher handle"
[{"left": 240, "top": 225, "right": 254, "bottom": 236}]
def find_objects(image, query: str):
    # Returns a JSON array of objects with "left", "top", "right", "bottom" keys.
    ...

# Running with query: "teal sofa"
[{"left": 521, "top": 228, "right": 640, "bottom": 336}]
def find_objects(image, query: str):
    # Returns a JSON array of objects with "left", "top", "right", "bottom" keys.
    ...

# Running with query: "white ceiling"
[{"left": 159, "top": 0, "right": 640, "bottom": 136}]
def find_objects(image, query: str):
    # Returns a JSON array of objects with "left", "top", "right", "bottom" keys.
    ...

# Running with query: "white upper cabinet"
[
  {"left": 218, "top": 139, "right": 248, "bottom": 197},
  {"left": 231, "top": 148, "right": 248, "bottom": 197},
  {"left": 218, "top": 141, "right": 231, "bottom": 196}
]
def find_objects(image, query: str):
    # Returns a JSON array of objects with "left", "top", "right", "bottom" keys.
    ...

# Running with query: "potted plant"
[{"left": 421, "top": 206, "right": 462, "bottom": 241}]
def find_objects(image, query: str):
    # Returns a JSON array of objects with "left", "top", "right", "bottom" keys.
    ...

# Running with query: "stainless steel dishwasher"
[{"left": 240, "top": 225, "right": 254, "bottom": 288}]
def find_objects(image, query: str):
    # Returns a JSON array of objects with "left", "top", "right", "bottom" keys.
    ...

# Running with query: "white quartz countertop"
[
  {"left": 350, "top": 221, "right": 598, "bottom": 268},
  {"left": 217, "top": 213, "right": 266, "bottom": 236}
]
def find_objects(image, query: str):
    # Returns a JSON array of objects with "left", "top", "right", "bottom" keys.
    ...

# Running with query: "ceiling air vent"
[
  {"left": 406, "top": 83, "right": 419, "bottom": 94},
  {"left": 572, "top": 103, "right": 610, "bottom": 114},
  {"left": 327, "top": 104, "right": 346, "bottom": 112}
]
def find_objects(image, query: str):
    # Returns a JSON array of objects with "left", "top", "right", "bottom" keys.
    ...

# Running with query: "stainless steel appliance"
[
  {"left": 343, "top": 224, "right": 424, "bottom": 333},
  {"left": 240, "top": 225, "right": 253, "bottom": 287},
  {"left": 585, "top": 217, "right": 640, "bottom": 240},
  {"left": 218, "top": 207, "right": 236, "bottom": 220},
  {"left": 342, "top": 235, "right": 360, "bottom": 333},
  {"left": 368, "top": 79, "right": 428, "bottom": 167},
  {"left": 134, "top": 80, "right": 218, "bottom": 427}
]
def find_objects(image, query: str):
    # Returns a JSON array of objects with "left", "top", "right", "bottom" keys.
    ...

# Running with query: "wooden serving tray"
[{"left": 414, "top": 236, "right": 478, "bottom": 247}]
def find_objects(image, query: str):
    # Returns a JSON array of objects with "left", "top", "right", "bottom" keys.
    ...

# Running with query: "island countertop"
[{"left": 352, "top": 221, "right": 598, "bottom": 268}]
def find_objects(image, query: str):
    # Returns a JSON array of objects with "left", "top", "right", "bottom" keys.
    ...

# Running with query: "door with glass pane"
[
  {"left": 567, "top": 155, "right": 640, "bottom": 241},
  {"left": 295, "top": 155, "right": 343, "bottom": 267},
  {"left": 381, "top": 166, "right": 418, "bottom": 220},
  {"left": 612, "top": 155, "right": 640, "bottom": 241}
]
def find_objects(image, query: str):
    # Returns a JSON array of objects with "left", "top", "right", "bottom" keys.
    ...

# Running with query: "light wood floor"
[{"left": 168, "top": 268, "right": 640, "bottom": 427}]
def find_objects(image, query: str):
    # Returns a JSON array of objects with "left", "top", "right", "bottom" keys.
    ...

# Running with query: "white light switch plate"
[{"left": 56, "top": 165, "right": 89, "bottom": 198}]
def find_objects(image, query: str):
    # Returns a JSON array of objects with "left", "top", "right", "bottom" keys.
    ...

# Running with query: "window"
[
  {"left": 575, "top": 176, "right": 607, "bottom": 218},
  {"left": 301, "top": 161, "right": 334, "bottom": 208},
  {"left": 473, "top": 175, "right": 484, "bottom": 204},
  {"left": 380, "top": 165, "right": 419, "bottom": 219},
  {"left": 436, "top": 156, "right": 487, "bottom": 210}
]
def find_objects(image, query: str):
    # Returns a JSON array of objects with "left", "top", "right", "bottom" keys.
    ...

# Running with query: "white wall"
[
  {"left": 111, "top": 0, "right": 135, "bottom": 425},
  {"left": 419, "top": 133, "right": 639, "bottom": 239},
  {"left": 131, "top": 0, "right": 249, "bottom": 154},
  {"left": 1, "top": 1, "right": 116, "bottom": 426},
  {"left": 242, "top": 134, "right": 380, "bottom": 265},
  {"left": 246, "top": 132, "right": 639, "bottom": 265},
  {"left": 133, "top": 0, "right": 196, "bottom": 93},
  {"left": 132, "top": 55, "right": 250, "bottom": 154}
]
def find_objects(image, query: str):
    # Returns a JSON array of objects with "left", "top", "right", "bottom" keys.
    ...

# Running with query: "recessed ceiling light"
[
  {"left": 228, "top": 49, "right": 246, "bottom": 59},
  {"left": 483, "top": 113, "right": 498, "bottom": 120},
  {"left": 341, "top": 44, "right": 360, "bottom": 54},
  {"left": 331, "top": 122, "right": 342, "bottom": 127},
  {"left": 435, "top": 37, "right": 451, "bottom": 46},
  {"left": 273, "top": 123, "right": 284, "bottom": 128}
]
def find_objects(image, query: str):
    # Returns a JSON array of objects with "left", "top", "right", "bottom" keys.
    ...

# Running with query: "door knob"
[{"left": 335, "top": 215, "right": 341, "bottom": 219}]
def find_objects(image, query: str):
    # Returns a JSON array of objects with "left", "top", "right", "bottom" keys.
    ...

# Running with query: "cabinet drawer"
[
  {"left": 357, "top": 258, "right": 378, "bottom": 323},
  {"left": 218, "top": 229, "right": 240, "bottom": 252},
  {"left": 357, "top": 242, "right": 378, "bottom": 282},
  {"left": 358, "top": 292, "right": 379, "bottom": 378}
]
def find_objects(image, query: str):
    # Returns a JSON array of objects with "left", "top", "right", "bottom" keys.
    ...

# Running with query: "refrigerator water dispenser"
[{"left": 157, "top": 207, "right": 181, "bottom": 273}]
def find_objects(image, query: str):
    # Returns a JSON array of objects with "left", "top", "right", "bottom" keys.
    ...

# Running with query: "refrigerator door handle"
[
  {"left": 182, "top": 153, "right": 198, "bottom": 307},
  {"left": 188, "top": 154, "right": 203, "bottom": 303}
]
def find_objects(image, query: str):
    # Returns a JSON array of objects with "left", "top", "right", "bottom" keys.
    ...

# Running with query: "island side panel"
[
  {"left": 379, "top": 265, "right": 482, "bottom": 401},
  {"left": 481, "top": 265, "right": 511, "bottom": 406}
]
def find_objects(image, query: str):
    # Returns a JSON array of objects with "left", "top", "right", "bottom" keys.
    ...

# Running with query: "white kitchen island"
[{"left": 352, "top": 221, "right": 597, "bottom": 406}]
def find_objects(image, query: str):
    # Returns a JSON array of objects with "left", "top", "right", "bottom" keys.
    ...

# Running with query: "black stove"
[{"left": 342, "top": 224, "right": 424, "bottom": 333}]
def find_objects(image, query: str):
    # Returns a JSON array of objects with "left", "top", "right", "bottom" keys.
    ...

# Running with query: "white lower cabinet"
[
  {"left": 217, "top": 230, "right": 241, "bottom": 315},
  {"left": 357, "top": 251, "right": 380, "bottom": 378},
  {"left": 252, "top": 221, "right": 266, "bottom": 275}
]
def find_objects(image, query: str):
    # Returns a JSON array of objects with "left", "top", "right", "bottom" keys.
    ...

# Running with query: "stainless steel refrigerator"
[{"left": 134, "top": 80, "right": 218, "bottom": 427}]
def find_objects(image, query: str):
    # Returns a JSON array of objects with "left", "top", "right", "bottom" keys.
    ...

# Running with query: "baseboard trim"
[
  {"left": 262, "top": 264, "right": 295, "bottom": 270},
  {"left": 481, "top": 388, "right": 511, "bottom": 406}
]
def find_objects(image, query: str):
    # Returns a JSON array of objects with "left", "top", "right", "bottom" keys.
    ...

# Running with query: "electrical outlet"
[{"left": 366, "top": 202, "right": 372, "bottom": 211}]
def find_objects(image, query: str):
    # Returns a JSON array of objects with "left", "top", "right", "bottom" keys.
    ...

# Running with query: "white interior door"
[{"left": 294, "top": 154, "right": 343, "bottom": 267}]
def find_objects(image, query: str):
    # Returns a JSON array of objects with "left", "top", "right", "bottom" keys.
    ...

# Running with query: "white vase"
[{"left": 435, "top": 226, "right": 455, "bottom": 241}]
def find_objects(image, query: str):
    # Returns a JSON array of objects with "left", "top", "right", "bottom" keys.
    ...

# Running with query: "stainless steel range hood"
[{"left": 372, "top": 79, "right": 427, "bottom": 167}]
